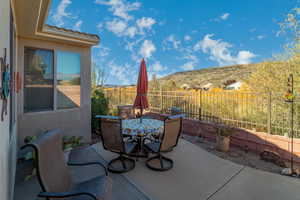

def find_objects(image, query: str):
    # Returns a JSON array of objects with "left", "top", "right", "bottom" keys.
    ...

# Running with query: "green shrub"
[{"left": 91, "top": 89, "right": 109, "bottom": 133}]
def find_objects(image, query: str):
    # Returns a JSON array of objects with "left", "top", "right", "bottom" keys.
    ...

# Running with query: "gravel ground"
[{"left": 183, "top": 134, "right": 284, "bottom": 174}]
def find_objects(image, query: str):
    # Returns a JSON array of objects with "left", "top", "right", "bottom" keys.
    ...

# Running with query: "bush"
[{"left": 91, "top": 89, "right": 109, "bottom": 133}]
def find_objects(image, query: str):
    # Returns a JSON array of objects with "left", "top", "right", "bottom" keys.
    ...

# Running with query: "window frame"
[{"left": 23, "top": 47, "right": 82, "bottom": 114}]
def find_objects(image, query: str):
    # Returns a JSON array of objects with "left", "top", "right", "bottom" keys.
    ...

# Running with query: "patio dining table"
[{"left": 122, "top": 118, "right": 164, "bottom": 158}]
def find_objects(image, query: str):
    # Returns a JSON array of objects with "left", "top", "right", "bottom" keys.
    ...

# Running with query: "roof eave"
[
  {"left": 39, "top": 25, "right": 100, "bottom": 46},
  {"left": 14, "top": 0, "right": 100, "bottom": 47}
]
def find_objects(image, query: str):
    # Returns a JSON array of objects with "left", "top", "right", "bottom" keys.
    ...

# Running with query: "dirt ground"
[{"left": 182, "top": 134, "right": 285, "bottom": 174}]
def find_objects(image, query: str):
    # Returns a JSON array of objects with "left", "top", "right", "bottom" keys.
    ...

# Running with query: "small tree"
[
  {"left": 92, "top": 62, "right": 108, "bottom": 88},
  {"left": 91, "top": 89, "right": 109, "bottom": 133}
]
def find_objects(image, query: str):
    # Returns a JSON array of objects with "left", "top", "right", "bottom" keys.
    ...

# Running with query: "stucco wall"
[
  {"left": 17, "top": 38, "right": 92, "bottom": 147},
  {"left": 0, "top": 0, "right": 18, "bottom": 200}
]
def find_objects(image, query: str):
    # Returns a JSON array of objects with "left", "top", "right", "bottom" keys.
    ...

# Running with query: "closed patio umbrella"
[{"left": 133, "top": 58, "right": 149, "bottom": 118}]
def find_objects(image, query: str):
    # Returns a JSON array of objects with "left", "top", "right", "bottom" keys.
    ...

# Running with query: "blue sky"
[{"left": 47, "top": 0, "right": 297, "bottom": 85}]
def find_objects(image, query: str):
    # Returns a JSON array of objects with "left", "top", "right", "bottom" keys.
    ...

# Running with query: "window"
[
  {"left": 24, "top": 48, "right": 54, "bottom": 112},
  {"left": 57, "top": 51, "right": 81, "bottom": 109},
  {"left": 24, "top": 48, "right": 81, "bottom": 113}
]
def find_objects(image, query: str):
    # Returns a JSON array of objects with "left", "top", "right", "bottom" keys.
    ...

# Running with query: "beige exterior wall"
[
  {"left": 17, "top": 38, "right": 92, "bottom": 147},
  {"left": 0, "top": 0, "right": 18, "bottom": 200}
]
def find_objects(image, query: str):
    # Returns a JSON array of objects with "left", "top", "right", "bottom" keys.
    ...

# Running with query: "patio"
[{"left": 14, "top": 137, "right": 300, "bottom": 200}]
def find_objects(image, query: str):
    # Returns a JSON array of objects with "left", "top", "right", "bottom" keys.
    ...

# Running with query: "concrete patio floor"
[{"left": 93, "top": 139, "right": 300, "bottom": 200}]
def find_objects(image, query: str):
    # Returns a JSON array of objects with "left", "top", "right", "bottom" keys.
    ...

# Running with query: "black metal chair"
[
  {"left": 143, "top": 115, "right": 183, "bottom": 171},
  {"left": 21, "top": 129, "right": 112, "bottom": 200},
  {"left": 98, "top": 116, "right": 137, "bottom": 173}
]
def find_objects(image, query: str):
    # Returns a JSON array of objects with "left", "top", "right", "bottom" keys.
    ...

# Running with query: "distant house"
[
  {"left": 201, "top": 83, "right": 212, "bottom": 91},
  {"left": 225, "top": 81, "right": 242, "bottom": 90},
  {"left": 181, "top": 83, "right": 191, "bottom": 90}
]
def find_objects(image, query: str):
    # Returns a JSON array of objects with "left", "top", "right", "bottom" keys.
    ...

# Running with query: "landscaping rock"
[
  {"left": 281, "top": 168, "right": 292, "bottom": 176},
  {"left": 260, "top": 150, "right": 287, "bottom": 168}
]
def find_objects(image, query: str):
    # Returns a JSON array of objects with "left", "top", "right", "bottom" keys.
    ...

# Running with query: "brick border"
[{"left": 146, "top": 112, "right": 300, "bottom": 164}]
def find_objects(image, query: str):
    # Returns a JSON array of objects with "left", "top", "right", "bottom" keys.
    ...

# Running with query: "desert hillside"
[{"left": 159, "top": 64, "right": 258, "bottom": 88}]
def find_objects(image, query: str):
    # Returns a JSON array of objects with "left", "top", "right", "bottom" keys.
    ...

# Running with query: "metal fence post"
[
  {"left": 267, "top": 92, "right": 272, "bottom": 134},
  {"left": 118, "top": 87, "right": 121, "bottom": 105},
  {"left": 198, "top": 89, "right": 202, "bottom": 121},
  {"left": 160, "top": 86, "right": 163, "bottom": 113}
]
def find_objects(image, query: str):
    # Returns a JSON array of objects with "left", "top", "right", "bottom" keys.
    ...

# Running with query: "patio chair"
[
  {"left": 151, "top": 114, "right": 185, "bottom": 146},
  {"left": 143, "top": 116, "right": 183, "bottom": 171},
  {"left": 21, "top": 129, "right": 112, "bottom": 200},
  {"left": 117, "top": 105, "right": 136, "bottom": 119},
  {"left": 99, "top": 116, "right": 137, "bottom": 173}
]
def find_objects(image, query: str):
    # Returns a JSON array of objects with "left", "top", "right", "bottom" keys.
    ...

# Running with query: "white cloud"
[
  {"left": 257, "top": 35, "right": 265, "bottom": 40},
  {"left": 212, "top": 13, "right": 230, "bottom": 22},
  {"left": 52, "top": 0, "right": 73, "bottom": 26},
  {"left": 163, "top": 34, "right": 181, "bottom": 50},
  {"left": 97, "top": 22, "right": 104, "bottom": 31},
  {"left": 194, "top": 34, "right": 256, "bottom": 65},
  {"left": 184, "top": 35, "right": 192, "bottom": 41},
  {"left": 95, "top": 0, "right": 141, "bottom": 21},
  {"left": 180, "top": 61, "right": 195, "bottom": 71},
  {"left": 73, "top": 20, "right": 82, "bottom": 31},
  {"left": 235, "top": 51, "right": 256, "bottom": 64},
  {"left": 220, "top": 13, "right": 230, "bottom": 20},
  {"left": 139, "top": 40, "right": 156, "bottom": 58},
  {"left": 105, "top": 17, "right": 155, "bottom": 38},
  {"left": 94, "top": 45, "right": 110, "bottom": 57},
  {"left": 125, "top": 26, "right": 138, "bottom": 38},
  {"left": 136, "top": 17, "right": 156, "bottom": 30},
  {"left": 109, "top": 61, "right": 133, "bottom": 84},
  {"left": 152, "top": 61, "right": 166, "bottom": 72},
  {"left": 106, "top": 18, "right": 128, "bottom": 36}
]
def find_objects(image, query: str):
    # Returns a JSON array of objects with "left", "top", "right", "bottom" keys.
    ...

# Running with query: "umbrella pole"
[{"left": 140, "top": 108, "right": 143, "bottom": 123}]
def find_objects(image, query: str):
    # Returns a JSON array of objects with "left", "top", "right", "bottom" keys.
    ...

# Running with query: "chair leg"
[
  {"left": 108, "top": 155, "right": 135, "bottom": 173},
  {"left": 145, "top": 153, "right": 173, "bottom": 171}
]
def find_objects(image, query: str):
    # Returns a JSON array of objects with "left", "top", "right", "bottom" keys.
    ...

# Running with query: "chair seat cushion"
[
  {"left": 124, "top": 142, "right": 137, "bottom": 154},
  {"left": 144, "top": 142, "right": 160, "bottom": 153},
  {"left": 71, "top": 176, "right": 113, "bottom": 200}
]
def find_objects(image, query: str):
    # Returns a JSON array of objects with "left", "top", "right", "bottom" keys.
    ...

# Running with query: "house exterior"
[
  {"left": 0, "top": 0, "right": 99, "bottom": 199},
  {"left": 225, "top": 81, "right": 242, "bottom": 90},
  {"left": 180, "top": 83, "right": 190, "bottom": 90},
  {"left": 201, "top": 83, "right": 212, "bottom": 91}
]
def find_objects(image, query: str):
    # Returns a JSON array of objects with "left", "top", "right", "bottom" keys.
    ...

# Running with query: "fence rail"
[{"left": 103, "top": 88, "right": 300, "bottom": 138}]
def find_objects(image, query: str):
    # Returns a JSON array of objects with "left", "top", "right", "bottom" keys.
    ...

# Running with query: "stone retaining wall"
[{"left": 146, "top": 112, "right": 300, "bottom": 164}]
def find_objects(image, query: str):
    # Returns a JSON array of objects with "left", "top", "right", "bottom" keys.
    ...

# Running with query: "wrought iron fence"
[{"left": 103, "top": 88, "right": 300, "bottom": 138}]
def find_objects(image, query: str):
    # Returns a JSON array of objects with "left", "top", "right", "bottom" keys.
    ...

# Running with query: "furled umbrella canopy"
[{"left": 133, "top": 58, "right": 149, "bottom": 116}]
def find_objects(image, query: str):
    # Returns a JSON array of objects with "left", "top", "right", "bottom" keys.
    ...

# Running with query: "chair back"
[
  {"left": 160, "top": 117, "right": 182, "bottom": 152},
  {"left": 118, "top": 105, "right": 135, "bottom": 119},
  {"left": 25, "top": 129, "right": 72, "bottom": 193},
  {"left": 100, "top": 117, "right": 125, "bottom": 153}
]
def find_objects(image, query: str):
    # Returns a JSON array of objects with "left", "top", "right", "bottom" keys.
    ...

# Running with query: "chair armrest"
[
  {"left": 167, "top": 114, "right": 185, "bottom": 119},
  {"left": 38, "top": 191, "right": 97, "bottom": 199},
  {"left": 95, "top": 115, "right": 120, "bottom": 119},
  {"left": 67, "top": 161, "right": 108, "bottom": 176}
]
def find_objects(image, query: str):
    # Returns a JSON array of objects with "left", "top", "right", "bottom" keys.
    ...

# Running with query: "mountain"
[{"left": 159, "top": 63, "right": 258, "bottom": 88}]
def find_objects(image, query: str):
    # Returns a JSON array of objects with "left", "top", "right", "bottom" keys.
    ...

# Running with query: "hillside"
[{"left": 159, "top": 63, "right": 258, "bottom": 88}]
